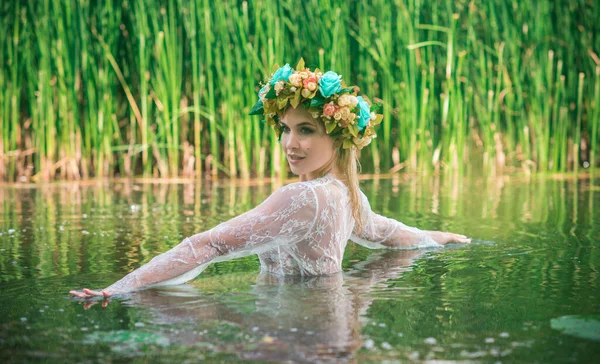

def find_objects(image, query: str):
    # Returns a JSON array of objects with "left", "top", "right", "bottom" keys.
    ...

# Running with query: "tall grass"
[{"left": 0, "top": 0, "right": 598, "bottom": 181}]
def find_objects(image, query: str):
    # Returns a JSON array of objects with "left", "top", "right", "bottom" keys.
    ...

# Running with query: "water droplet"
[
  {"left": 20, "top": 317, "right": 27, "bottom": 322},
  {"left": 81, "top": 327, "right": 88, "bottom": 331},
  {"left": 378, "top": 323, "right": 386, "bottom": 327},
  {"left": 499, "top": 332, "right": 509, "bottom": 338},
  {"left": 381, "top": 342, "right": 392, "bottom": 350},
  {"left": 252, "top": 327, "right": 259, "bottom": 332},
  {"left": 8, "top": 229, "right": 15, "bottom": 234},
  {"left": 424, "top": 337, "right": 437, "bottom": 345},
  {"left": 82, "top": 230, "right": 89, "bottom": 235},
  {"left": 363, "top": 339, "right": 375, "bottom": 350},
  {"left": 485, "top": 337, "right": 495, "bottom": 343},
  {"left": 407, "top": 351, "right": 420, "bottom": 360},
  {"left": 290, "top": 328, "right": 297, "bottom": 332},
  {"left": 134, "top": 322, "right": 145, "bottom": 327}
]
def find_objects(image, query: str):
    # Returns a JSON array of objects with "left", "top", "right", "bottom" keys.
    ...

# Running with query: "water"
[{"left": 1, "top": 175, "right": 599, "bottom": 362}]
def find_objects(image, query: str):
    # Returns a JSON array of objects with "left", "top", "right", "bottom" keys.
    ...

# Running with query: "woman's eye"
[
  {"left": 301, "top": 127, "right": 314, "bottom": 134},
  {"left": 280, "top": 125, "right": 290, "bottom": 133}
]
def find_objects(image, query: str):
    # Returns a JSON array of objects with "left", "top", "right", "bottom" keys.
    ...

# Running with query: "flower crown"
[{"left": 249, "top": 59, "right": 383, "bottom": 150}]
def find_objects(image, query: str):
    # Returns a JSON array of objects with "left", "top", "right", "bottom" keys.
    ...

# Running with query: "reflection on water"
[
  {"left": 106, "top": 250, "right": 426, "bottom": 363},
  {"left": 0, "top": 175, "right": 599, "bottom": 362}
]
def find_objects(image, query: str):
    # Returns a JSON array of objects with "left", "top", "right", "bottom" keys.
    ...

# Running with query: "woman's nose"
[{"left": 284, "top": 131, "right": 300, "bottom": 149}]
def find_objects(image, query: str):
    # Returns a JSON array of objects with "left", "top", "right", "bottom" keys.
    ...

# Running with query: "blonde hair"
[
  {"left": 334, "top": 146, "right": 364, "bottom": 235},
  {"left": 282, "top": 106, "right": 364, "bottom": 233},
  {"left": 311, "top": 134, "right": 364, "bottom": 235}
]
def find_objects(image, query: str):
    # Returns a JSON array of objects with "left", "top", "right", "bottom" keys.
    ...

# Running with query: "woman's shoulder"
[
  {"left": 275, "top": 175, "right": 345, "bottom": 202},
  {"left": 263, "top": 175, "right": 348, "bottom": 216},
  {"left": 281, "top": 174, "right": 341, "bottom": 192}
]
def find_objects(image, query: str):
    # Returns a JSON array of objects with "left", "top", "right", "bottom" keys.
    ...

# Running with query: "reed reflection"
[
  {"left": 82, "top": 250, "right": 426, "bottom": 363},
  {"left": 0, "top": 176, "right": 598, "bottom": 284}
]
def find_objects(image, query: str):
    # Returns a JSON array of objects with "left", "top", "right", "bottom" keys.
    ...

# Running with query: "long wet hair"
[{"left": 306, "top": 118, "right": 364, "bottom": 235}]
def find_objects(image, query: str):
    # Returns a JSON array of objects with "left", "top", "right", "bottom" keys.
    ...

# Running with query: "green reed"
[{"left": 0, "top": 0, "right": 598, "bottom": 181}]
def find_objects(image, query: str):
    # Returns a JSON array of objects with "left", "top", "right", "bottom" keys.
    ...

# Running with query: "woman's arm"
[
  {"left": 71, "top": 183, "right": 317, "bottom": 299},
  {"left": 350, "top": 191, "right": 470, "bottom": 250}
]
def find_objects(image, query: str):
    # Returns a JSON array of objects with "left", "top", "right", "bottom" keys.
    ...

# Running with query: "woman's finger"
[
  {"left": 70, "top": 290, "right": 89, "bottom": 298},
  {"left": 83, "top": 288, "right": 103, "bottom": 296}
]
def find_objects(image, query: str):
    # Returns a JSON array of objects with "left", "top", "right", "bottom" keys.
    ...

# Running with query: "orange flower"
[
  {"left": 303, "top": 75, "right": 318, "bottom": 90},
  {"left": 323, "top": 103, "right": 336, "bottom": 117}
]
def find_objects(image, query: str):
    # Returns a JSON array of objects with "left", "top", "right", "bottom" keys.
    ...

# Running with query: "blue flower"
[
  {"left": 270, "top": 64, "right": 293, "bottom": 85},
  {"left": 318, "top": 71, "right": 342, "bottom": 97},
  {"left": 356, "top": 96, "right": 371, "bottom": 131}
]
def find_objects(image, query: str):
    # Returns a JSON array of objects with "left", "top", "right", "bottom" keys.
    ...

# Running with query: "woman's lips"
[{"left": 287, "top": 155, "right": 305, "bottom": 165}]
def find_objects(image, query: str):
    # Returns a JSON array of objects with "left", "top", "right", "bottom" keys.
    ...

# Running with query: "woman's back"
[{"left": 257, "top": 174, "right": 352, "bottom": 276}]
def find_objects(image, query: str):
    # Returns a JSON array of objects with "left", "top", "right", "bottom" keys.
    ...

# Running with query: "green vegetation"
[{"left": 0, "top": 0, "right": 598, "bottom": 181}]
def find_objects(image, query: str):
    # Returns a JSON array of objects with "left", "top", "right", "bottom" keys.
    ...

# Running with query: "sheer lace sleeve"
[
  {"left": 105, "top": 183, "right": 317, "bottom": 294},
  {"left": 350, "top": 191, "right": 440, "bottom": 249}
]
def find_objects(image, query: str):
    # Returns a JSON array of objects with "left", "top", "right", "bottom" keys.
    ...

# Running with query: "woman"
[{"left": 71, "top": 60, "right": 469, "bottom": 299}]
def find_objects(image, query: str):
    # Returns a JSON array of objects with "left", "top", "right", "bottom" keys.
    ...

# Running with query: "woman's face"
[{"left": 279, "top": 107, "right": 335, "bottom": 180}]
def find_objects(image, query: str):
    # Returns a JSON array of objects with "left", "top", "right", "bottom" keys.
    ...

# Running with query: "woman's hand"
[
  {"left": 70, "top": 288, "right": 112, "bottom": 299},
  {"left": 70, "top": 289, "right": 113, "bottom": 309},
  {"left": 427, "top": 231, "right": 471, "bottom": 245}
]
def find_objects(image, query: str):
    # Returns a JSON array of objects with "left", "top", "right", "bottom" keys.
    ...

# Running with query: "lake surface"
[{"left": 1, "top": 174, "right": 599, "bottom": 363}]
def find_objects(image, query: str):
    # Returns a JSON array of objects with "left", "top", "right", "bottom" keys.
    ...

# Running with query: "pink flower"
[
  {"left": 323, "top": 103, "right": 336, "bottom": 117},
  {"left": 303, "top": 76, "right": 318, "bottom": 90}
]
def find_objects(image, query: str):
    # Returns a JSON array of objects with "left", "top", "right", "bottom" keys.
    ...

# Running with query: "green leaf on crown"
[
  {"left": 371, "top": 114, "right": 383, "bottom": 126},
  {"left": 348, "top": 123, "right": 359, "bottom": 137},
  {"left": 343, "top": 139, "right": 354, "bottom": 149},
  {"left": 295, "top": 58, "right": 305, "bottom": 70},
  {"left": 277, "top": 96, "right": 289, "bottom": 109},
  {"left": 325, "top": 121, "right": 337, "bottom": 134},
  {"left": 265, "top": 87, "right": 277, "bottom": 99},
  {"left": 310, "top": 95, "right": 326, "bottom": 107},
  {"left": 249, "top": 100, "right": 264, "bottom": 115},
  {"left": 338, "top": 87, "right": 355, "bottom": 94},
  {"left": 290, "top": 89, "right": 302, "bottom": 108}
]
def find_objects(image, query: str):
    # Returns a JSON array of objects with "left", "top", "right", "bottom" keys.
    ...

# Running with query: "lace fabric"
[{"left": 106, "top": 174, "right": 440, "bottom": 294}]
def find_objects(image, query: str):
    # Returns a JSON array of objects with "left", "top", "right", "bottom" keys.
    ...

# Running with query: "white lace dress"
[{"left": 106, "top": 174, "right": 440, "bottom": 294}]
